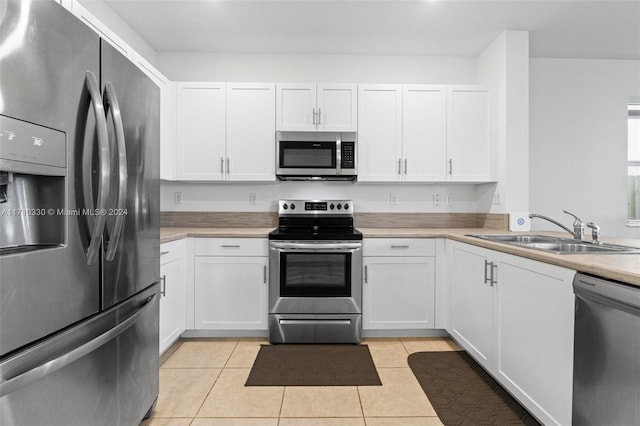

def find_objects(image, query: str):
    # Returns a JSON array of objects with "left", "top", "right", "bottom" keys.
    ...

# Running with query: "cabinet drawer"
[
  {"left": 363, "top": 238, "right": 435, "bottom": 257},
  {"left": 160, "top": 239, "right": 186, "bottom": 265},
  {"left": 194, "top": 238, "right": 268, "bottom": 256}
]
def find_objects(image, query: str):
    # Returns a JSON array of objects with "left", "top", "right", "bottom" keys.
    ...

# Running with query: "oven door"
[{"left": 269, "top": 241, "right": 362, "bottom": 314}]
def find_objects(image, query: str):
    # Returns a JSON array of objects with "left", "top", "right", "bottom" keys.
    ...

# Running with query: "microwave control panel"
[{"left": 341, "top": 142, "right": 355, "bottom": 169}]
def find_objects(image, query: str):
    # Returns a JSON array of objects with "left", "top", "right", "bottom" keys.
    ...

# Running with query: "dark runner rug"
[
  {"left": 408, "top": 351, "right": 541, "bottom": 426},
  {"left": 245, "top": 344, "right": 382, "bottom": 386}
]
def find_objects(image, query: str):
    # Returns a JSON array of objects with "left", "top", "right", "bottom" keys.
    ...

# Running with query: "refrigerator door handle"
[
  {"left": 103, "top": 82, "right": 128, "bottom": 261},
  {"left": 0, "top": 293, "right": 157, "bottom": 398},
  {"left": 84, "top": 71, "right": 111, "bottom": 266}
]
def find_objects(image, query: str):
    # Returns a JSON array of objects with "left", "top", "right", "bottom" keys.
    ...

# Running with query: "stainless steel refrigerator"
[{"left": 0, "top": 0, "right": 160, "bottom": 424}]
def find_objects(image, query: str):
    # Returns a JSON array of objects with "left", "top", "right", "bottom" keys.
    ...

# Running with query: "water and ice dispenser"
[{"left": 0, "top": 114, "right": 66, "bottom": 254}]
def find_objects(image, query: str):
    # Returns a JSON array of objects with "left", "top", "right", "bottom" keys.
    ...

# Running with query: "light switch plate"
[{"left": 509, "top": 212, "right": 531, "bottom": 231}]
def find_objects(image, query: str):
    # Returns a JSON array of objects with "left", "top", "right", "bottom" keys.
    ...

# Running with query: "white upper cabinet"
[
  {"left": 402, "top": 85, "right": 447, "bottom": 181},
  {"left": 176, "top": 82, "right": 227, "bottom": 180},
  {"left": 357, "top": 85, "right": 403, "bottom": 182},
  {"left": 316, "top": 84, "right": 358, "bottom": 131},
  {"left": 359, "top": 84, "right": 494, "bottom": 183},
  {"left": 446, "top": 86, "right": 494, "bottom": 182},
  {"left": 226, "top": 83, "right": 276, "bottom": 181},
  {"left": 276, "top": 83, "right": 357, "bottom": 131},
  {"left": 175, "top": 82, "right": 276, "bottom": 181}
]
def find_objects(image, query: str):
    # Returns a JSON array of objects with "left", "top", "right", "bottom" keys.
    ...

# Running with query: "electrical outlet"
[
  {"left": 390, "top": 193, "right": 398, "bottom": 205},
  {"left": 174, "top": 192, "right": 183, "bottom": 204},
  {"left": 249, "top": 192, "right": 257, "bottom": 205},
  {"left": 433, "top": 193, "right": 441, "bottom": 207},
  {"left": 445, "top": 194, "right": 453, "bottom": 206},
  {"left": 492, "top": 192, "right": 502, "bottom": 205}
]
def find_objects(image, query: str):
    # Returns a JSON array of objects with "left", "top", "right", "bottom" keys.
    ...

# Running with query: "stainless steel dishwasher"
[{"left": 573, "top": 273, "right": 640, "bottom": 425}]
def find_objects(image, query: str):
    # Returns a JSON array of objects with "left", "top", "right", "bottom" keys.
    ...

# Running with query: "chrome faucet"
[
  {"left": 586, "top": 222, "right": 601, "bottom": 244},
  {"left": 529, "top": 210, "right": 585, "bottom": 240}
]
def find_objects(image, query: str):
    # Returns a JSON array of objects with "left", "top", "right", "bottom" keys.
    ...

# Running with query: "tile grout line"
[{"left": 191, "top": 338, "right": 240, "bottom": 420}]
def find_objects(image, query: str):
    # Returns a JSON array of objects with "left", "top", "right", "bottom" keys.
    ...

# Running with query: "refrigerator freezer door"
[
  {"left": 0, "top": 283, "right": 159, "bottom": 425},
  {"left": 0, "top": 0, "right": 101, "bottom": 357},
  {"left": 101, "top": 40, "right": 161, "bottom": 309}
]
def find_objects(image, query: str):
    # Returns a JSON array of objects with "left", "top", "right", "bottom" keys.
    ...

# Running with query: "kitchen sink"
[{"left": 467, "top": 234, "right": 640, "bottom": 254}]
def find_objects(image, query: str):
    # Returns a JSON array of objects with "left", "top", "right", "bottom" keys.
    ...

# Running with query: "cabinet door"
[
  {"left": 276, "top": 83, "right": 316, "bottom": 131},
  {"left": 402, "top": 85, "right": 447, "bottom": 181},
  {"left": 448, "top": 242, "right": 494, "bottom": 366},
  {"left": 194, "top": 257, "right": 268, "bottom": 330},
  {"left": 447, "top": 87, "right": 493, "bottom": 182},
  {"left": 316, "top": 84, "right": 357, "bottom": 131},
  {"left": 363, "top": 257, "right": 435, "bottom": 330},
  {"left": 176, "top": 82, "right": 226, "bottom": 180},
  {"left": 226, "top": 83, "right": 276, "bottom": 181},
  {"left": 495, "top": 254, "right": 575, "bottom": 426},
  {"left": 159, "top": 257, "right": 186, "bottom": 354},
  {"left": 357, "top": 85, "right": 403, "bottom": 182}
]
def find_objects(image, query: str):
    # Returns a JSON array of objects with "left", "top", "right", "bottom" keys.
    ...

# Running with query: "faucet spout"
[{"left": 529, "top": 212, "right": 580, "bottom": 239}]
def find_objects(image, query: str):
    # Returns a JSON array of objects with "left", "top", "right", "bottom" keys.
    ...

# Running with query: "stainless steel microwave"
[{"left": 276, "top": 131, "right": 357, "bottom": 181}]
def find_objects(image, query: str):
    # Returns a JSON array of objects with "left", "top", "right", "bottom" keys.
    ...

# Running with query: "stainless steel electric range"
[{"left": 268, "top": 199, "right": 363, "bottom": 344}]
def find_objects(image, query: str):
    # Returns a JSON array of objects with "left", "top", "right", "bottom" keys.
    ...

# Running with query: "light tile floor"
[{"left": 141, "top": 337, "right": 462, "bottom": 426}]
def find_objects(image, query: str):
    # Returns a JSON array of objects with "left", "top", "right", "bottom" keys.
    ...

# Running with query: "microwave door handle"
[
  {"left": 103, "top": 82, "right": 128, "bottom": 262},
  {"left": 84, "top": 71, "right": 110, "bottom": 266}
]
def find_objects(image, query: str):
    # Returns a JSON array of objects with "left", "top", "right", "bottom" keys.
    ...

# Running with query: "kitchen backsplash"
[{"left": 160, "top": 211, "right": 508, "bottom": 230}]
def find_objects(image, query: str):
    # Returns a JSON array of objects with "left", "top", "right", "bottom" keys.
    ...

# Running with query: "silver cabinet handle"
[
  {"left": 364, "top": 265, "right": 368, "bottom": 283},
  {"left": 83, "top": 71, "right": 110, "bottom": 266},
  {"left": 448, "top": 158, "right": 453, "bottom": 175},
  {"left": 390, "top": 245, "right": 410, "bottom": 249},
  {"left": 226, "top": 157, "right": 230, "bottom": 175},
  {"left": 484, "top": 260, "right": 492, "bottom": 285},
  {"left": 312, "top": 108, "right": 316, "bottom": 125},
  {"left": 160, "top": 275, "right": 166, "bottom": 296},
  {"left": 491, "top": 263, "right": 498, "bottom": 287},
  {"left": 103, "top": 82, "right": 128, "bottom": 262},
  {"left": 220, "top": 245, "right": 241, "bottom": 248},
  {"left": 398, "top": 158, "right": 402, "bottom": 175},
  {"left": 0, "top": 293, "right": 156, "bottom": 398},
  {"left": 318, "top": 107, "right": 322, "bottom": 125},
  {"left": 220, "top": 157, "right": 224, "bottom": 174},
  {"left": 263, "top": 265, "right": 267, "bottom": 284},
  {"left": 160, "top": 251, "right": 170, "bottom": 256},
  {"left": 404, "top": 158, "right": 408, "bottom": 175}
]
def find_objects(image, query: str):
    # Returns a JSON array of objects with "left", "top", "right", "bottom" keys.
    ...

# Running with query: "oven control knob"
[
  {"left": 344, "top": 203, "right": 350, "bottom": 210},
  {"left": 330, "top": 203, "right": 335, "bottom": 210},
  {"left": 282, "top": 203, "right": 288, "bottom": 210},
  {"left": 290, "top": 203, "right": 296, "bottom": 210},
  {"left": 337, "top": 203, "right": 342, "bottom": 210}
]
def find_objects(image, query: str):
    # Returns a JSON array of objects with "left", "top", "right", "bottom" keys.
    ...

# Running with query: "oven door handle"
[{"left": 269, "top": 242, "right": 362, "bottom": 251}]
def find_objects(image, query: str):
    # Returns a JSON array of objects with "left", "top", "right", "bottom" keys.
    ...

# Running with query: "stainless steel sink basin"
[{"left": 467, "top": 234, "right": 640, "bottom": 255}]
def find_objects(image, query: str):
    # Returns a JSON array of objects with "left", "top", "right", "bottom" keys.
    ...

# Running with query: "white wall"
[
  {"left": 160, "top": 180, "right": 479, "bottom": 213},
  {"left": 476, "top": 30, "right": 529, "bottom": 218},
  {"left": 157, "top": 52, "right": 475, "bottom": 84},
  {"left": 530, "top": 58, "right": 640, "bottom": 238}
]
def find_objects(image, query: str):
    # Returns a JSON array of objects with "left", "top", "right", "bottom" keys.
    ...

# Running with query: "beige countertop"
[{"left": 161, "top": 226, "right": 640, "bottom": 287}]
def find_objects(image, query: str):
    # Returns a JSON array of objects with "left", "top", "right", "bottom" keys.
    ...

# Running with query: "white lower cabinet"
[
  {"left": 363, "top": 238, "right": 436, "bottom": 330},
  {"left": 193, "top": 238, "right": 268, "bottom": 330},
  {"left": 159, "top": 240, "right": 187, "bottom": 354},
  {"left": 448, "top": 240, "right": 575, "bottom": 426}
]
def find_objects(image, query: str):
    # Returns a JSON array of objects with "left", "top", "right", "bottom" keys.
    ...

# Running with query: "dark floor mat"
[
  {"left": 245, "top": 344, "right": 382, "bottom": 386},
  {"left": 408, "top": 351, "right": 541, "bottom": 426}
]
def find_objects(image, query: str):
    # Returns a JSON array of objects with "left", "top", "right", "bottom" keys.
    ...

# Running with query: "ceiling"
[{"left": 95, "top": 0, "right": 640, "bottom": 59}]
